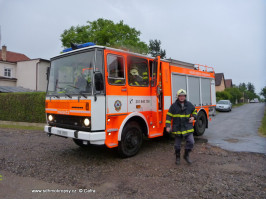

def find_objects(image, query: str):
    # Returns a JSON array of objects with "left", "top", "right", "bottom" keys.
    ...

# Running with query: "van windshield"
[{"left": 47, "top": 51, "right": 97, "bottom": 96}]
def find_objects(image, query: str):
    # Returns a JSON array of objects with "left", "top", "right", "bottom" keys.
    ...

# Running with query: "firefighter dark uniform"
[{"left": 166, "top": 89, "right": 197, "bottom": 165}]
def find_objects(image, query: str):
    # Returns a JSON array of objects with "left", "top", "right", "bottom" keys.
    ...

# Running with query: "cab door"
[
  {"left": 149, "top": 56, "right": 163, "bottom": 137},
  {"left": 105, "top": 52, "right": 128, "bottom": 115}
]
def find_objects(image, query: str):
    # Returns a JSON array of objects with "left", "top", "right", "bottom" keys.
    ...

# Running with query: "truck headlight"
[
  {"left": 84, "top": 118, "right": 90, "bottom": 126},
  {"left": 48, "top": 115, "right": 53, "bottom": 122}
]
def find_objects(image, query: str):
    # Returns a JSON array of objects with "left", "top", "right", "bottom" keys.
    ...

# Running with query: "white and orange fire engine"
[{"left": 45, "top": 42, "right": 216, "bottom": 157}]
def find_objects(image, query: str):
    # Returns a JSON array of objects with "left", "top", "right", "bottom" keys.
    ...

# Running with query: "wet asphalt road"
[{"left": 203, "top": 103, "right": 266, "bottom": 154}]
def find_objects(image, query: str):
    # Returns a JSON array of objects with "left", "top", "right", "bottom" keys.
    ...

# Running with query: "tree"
[
  {"left": 60, "top": 18, "right": 149, "bottom": 54},
  {"left": 225, "top": 87, "right": 242, "bottom": 104},
  {"left": 149, "top": 39, "right": 166, "bottom": 58},
  {"left": 247, "top": 82, "right": 255, "bottom": 93},
  {"left": 238, "top": 82, "right": 247, "bottom": 92},
  {"left": 260, "top": 86, "right": 266, "bottom": 101},
  {"left": 216, "top": 91, "right": 232, "bottom": 102}
]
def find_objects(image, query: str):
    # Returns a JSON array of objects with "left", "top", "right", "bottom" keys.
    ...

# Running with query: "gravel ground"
[{"left": 0, "top": 128, "right": 265, "bottom": 198}]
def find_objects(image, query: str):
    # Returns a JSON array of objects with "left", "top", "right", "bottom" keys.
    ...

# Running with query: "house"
[
  {"left": 215, "top": 73, "right": 226, "bottom": 92},
  {"left": 0, "top": 45, "right": 50, "bottom": 91},
  {"left": 225, "top": 79, "right": 233, "bottom": 88}
]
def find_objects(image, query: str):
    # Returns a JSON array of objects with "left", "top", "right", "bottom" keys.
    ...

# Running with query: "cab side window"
[
  {"left": 107, "top": 54, "right": 125, "bottom": 85},
  {"left": 127, "top": 56, "right": 149, "bottom": 87}
]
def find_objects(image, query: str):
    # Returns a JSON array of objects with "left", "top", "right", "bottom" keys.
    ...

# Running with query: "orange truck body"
[{"left": 44, "top": 45, "right": 216, "bottom": 155}]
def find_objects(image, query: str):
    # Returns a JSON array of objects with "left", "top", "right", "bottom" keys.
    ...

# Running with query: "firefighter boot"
[
  {"left": 175, "top": 150, "right": 181, "bottom": 165},
  {"left": 184, "top": 149, "right": 192, "bottom": 164}
]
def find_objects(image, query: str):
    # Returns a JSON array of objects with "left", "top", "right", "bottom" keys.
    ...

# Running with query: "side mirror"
[{"left": 94, "top": 72, "right": 104, "bottom": 91}]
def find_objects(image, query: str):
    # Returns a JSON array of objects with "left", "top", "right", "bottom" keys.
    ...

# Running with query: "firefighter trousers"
[{"left": 174, "top": 133, "right": 194, "bottom": 151}]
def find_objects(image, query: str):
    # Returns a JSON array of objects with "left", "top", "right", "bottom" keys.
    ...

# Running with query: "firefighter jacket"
[{"left": 166, "top": 100, "right": 197, "bottom": 136}]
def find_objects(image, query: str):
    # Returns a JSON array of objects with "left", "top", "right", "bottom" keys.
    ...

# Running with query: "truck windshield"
[{"left": 47, "top": 51, "right": 96, "bottom": 96}]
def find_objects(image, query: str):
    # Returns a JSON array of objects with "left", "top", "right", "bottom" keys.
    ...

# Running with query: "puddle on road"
[{"left": 223, "top": 138, "right": 239, "bottom": 143}]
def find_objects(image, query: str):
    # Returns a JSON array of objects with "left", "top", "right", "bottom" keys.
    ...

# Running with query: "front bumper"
[
  {"left": 44, "top": 125, "right": 106, "bottom": 145},
  {"left": 216, "top": 107, "right": 230, "bottom": 111}
]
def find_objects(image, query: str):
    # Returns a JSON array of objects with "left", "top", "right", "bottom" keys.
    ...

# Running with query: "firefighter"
[
  {"left": 166, "top": 89, "right": 197, "bottom": 165},
  {"left": 128, "top": 65, "right": 143, "bottom": 86}
]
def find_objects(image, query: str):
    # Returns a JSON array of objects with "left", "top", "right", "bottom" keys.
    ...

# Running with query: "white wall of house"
[
  {"left": 0, "top": 80, "right": 16, "bottom": 86},
  {"left": 16, "top": 59, "right": 50, "bottom": 91},
  {"left": 16, "top": 60, "right": 38, "bottom": 91},
  {"left": 0, "top": 61, "right": 17, "bottom": 78}
]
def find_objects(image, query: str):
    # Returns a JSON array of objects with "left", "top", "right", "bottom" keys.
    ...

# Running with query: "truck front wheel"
[
  {"left": 194, "top": 111, "right": 207, "bottom": 136},
  {"left": 118, "top": 121, "right": 143, "bottom": 158}
]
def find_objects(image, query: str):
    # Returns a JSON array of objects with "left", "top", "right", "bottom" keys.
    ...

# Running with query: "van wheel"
[
  {"left": 118, "top": 122, "right": 143, "bottom": 158},
  {"left": 194, "top": 111, "right": 207, "bottom": 136},
  {"left": 73, "top": 139, "right": 90, "bottom": 148}
]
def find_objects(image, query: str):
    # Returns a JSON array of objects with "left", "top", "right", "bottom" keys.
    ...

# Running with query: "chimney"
[{"left": 1, "top": 45, "right": 7, "bottom": 61}]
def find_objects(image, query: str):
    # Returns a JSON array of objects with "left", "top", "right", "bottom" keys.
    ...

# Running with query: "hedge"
[{"left": 0, "top": 92, "right": 46, "bottom": 123}]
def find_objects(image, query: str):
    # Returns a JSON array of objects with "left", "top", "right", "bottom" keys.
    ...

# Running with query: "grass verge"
[
  {"left": 259, "top": 108, "right": 266, "bottom": 137},
  {"left": 0, "top": 124, "right": 43, "bottom": 131},
  {"left": 232, "top": 103, "right": 245, "bottom": 108}
]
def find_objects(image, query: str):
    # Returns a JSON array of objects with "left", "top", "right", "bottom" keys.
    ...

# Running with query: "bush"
[
  {"left": 225, "top": 87, "right": 242, "bottom": 104},
  {"left": 0, "top": 92, "right": 46, "bottom": 123},
  {"left": 216, "top": 91, "right": 232, "bottom": 102}
]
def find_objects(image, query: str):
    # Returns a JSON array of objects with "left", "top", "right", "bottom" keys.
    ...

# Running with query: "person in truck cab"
[{"left": 128, "top": 65, "right": 143, "bottom": 86}]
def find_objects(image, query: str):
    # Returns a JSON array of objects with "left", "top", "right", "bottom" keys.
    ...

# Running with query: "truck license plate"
[{"left": 57, "top": 130, "right": 68, "bottom": 136}]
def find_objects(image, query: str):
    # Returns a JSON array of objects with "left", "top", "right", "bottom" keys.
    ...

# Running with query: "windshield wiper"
[
  {"left": 64, "top": 93, "right": 72, "bottom": 98},
  {"left": 79, "top": 91, "right": 87, "bottom": 99}
]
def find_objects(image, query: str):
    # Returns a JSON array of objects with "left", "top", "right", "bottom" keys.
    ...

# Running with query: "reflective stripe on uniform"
[
  {"left": 172, "top": 128, "right": 194, "bottom": 135},
  {"left": 173, "top": 114, "right": 190, "bottom": 117},
  {"left": 192, "top": 109, "right": 197, "bottom": 115},
  {"left": 165, "top": 120, "right": 171, "bottom": 124},
  {"left": 167, "top": 112, "right": 173, "bottom": 117},
  {"left": 167, "top": 112, "right": 190, "bottom": 118}
]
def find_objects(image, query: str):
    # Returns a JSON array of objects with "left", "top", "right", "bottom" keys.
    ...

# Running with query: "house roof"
[
  {"left": 0, "top": 86, "right": 32, "bottom": 93},
  {"left": 215, "top": 73, "right": 225, "bottom": 86},
  {"left": 225, "top": 79, "right": 233, "bottom": 88},
  {"left": 0, "top": 50, "right": 30, "bottom": 63}
]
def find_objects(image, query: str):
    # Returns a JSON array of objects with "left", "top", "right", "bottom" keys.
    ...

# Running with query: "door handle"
[{"left": 121, "top": 87, "right": 127, "bottom": 92}]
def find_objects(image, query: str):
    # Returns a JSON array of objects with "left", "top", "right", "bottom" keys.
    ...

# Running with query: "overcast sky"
[{"left": 0, "top": 0, "right": 265, "bottom": 93}]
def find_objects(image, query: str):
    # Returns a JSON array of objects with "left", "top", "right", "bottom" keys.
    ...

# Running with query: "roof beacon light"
[{"left": 62, "top": 42, "right": 95, "bottom": 53}]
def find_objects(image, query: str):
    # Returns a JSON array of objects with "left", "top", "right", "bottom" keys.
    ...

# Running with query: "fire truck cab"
[{"left": 45, "top": 43, "right": 216, "bottom": 157}]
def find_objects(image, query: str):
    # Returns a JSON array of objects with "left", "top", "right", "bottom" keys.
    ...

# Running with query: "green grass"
[
  {"left": 232, "top": 103, "right": 245, "bottom": 108},
  {"left": 0, "top": 124, "right": 43, "bottom": 131},
  {"left": 259, "top": 108, "right": 266, "bottom": 136}
]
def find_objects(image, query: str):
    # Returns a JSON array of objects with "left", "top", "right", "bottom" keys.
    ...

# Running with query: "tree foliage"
[
  {"left": 149, "top": 39, "right": 166, "bottom": 58},
  {"left": 61, "top": 18, "right": 149, "bottom": 54},
  {"left": 216, "top": 91, "right": 232, "bottom": 102},
  {"left": 247, "top": 82, "right": 255, "bottom": 93},
  {"left": 260, "top": 87, "right": 266, "bottom": 100},
  {"left": 225, "top": 87, "right": 242, "bottom": 104},
  {"left": 238, "top": 82, "right": 247, "bottom": 92}
]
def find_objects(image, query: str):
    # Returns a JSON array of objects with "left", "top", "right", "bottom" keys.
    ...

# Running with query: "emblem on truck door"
[{"left": 114, "top": 100, "right": 122, "bottom": 112}]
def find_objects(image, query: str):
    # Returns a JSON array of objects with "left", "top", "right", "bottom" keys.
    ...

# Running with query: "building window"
[{"left": 4, "top": 68, "right": 12, "bottom": 78}]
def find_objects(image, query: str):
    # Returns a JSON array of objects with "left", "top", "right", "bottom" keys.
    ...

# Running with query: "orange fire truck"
[{"left": 45, "top": 42, "right": 216, "bottom": 157}]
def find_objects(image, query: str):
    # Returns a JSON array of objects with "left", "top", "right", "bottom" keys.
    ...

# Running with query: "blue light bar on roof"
[{"left": 62, "top": 42, "right": 95, "bottom": 53}]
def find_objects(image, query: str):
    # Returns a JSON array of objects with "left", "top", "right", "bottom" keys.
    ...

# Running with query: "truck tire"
[
  {"left": 118, "top": 121, "right": 143, "bottom": 158},
  {"left": 73, "top": 138, "right": 90, "bottom": 148},
  {"left": 194, "top": 111, "right": 207, "bottom": 136}
]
